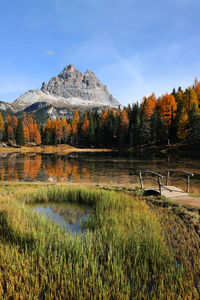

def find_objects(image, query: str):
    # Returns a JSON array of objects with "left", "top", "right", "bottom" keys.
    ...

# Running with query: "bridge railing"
[
  {"left": 166, "top": 169, "right": 194, "bottom": 193},
  {"left": 138, "top": 170, "right": 163, "bottom": 195}
]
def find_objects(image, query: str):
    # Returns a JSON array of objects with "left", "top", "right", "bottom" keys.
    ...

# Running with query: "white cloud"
[{"left": 44, "top": 50, "right": 55, "bottom": 56}]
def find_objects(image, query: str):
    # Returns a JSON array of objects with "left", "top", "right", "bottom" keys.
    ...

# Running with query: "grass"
[
  {"left": 0, "top": 144, "right": 114, "bottom": 155},
  {"left": 0, "top": 183, "right": 199, "bottom": 299}
]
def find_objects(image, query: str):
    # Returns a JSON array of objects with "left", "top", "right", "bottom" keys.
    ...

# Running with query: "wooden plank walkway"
[
  {"left": 144, "top": 185, "right": 188, "bottom": 197},
  {"left": 139, "top": 169, "right": 194, "bottom": 198}
]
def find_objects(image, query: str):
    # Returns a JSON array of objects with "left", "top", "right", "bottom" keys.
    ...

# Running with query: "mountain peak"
[
  {"left": 63, "top": 64, "right": 75, "bottom": 73},
  {"left": 12, "top": 64, "right": 120, "bottom": 111},
  {"left": 58, "top": 64, "right": 82, "bottom": 81}
]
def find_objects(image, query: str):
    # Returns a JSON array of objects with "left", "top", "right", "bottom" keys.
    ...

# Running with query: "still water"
[
  {"left": 0, "top": 151, "right": 200, "bottom": 193},
  {"left": 33, "top": 203, "right": 91, "bottom": 234}
]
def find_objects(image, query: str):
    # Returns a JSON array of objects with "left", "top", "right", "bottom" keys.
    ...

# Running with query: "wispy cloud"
[{"left": 44, "top": 50, "right": 55, "bottom": 56}]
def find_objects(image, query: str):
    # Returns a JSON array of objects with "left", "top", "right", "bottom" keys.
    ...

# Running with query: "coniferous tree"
[
  {"left": 16, "top": 117, "right": 25, "bottom": 146},
  {"left": 188, "top": 104, "right": 200, "bottom": 144},
  {"left": 168, "top": 107, "right": 177, "bottom": 144},
  {"left": 150, "top": 108, "right": 165, "bottom": 145},
  {"left": 138, "top": 116, "right": 149, "bottom": 146},
  {"left": 131, "top": 109, "right": 141, "bottom": 146},
  {"left": 95, "top": 117, "right": 102, "bottom": 147},
  {"left": 88, "top": 114, "right": 95, "bottom": 146},
  {"left": 44, "top": 130, "right": 51, "bottom": 145}
]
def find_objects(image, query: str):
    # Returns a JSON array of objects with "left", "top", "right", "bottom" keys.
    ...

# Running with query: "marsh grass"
[{"left": 0, "top": 183, "right": 199, "bottom": 299}]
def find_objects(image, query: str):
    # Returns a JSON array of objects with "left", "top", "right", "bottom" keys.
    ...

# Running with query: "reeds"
[{"left": 0, "top": 183, "right": 199, "bottom": 299}]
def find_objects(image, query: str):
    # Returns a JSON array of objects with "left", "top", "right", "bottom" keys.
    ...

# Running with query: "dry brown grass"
[{"left": 0, "top": 144, "right": 114, "bottom": 154}]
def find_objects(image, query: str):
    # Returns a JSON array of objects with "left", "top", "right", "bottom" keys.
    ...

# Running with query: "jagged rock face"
[
  {"left": 12, "top": 65, "right": 120, "bottom": 111},
  {"left": 0, "top": 101, "right": 13, "bottom": 111}
]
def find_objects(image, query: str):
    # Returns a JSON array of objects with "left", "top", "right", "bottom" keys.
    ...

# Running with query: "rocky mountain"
[
  {"left": 0, "top": 101, "right": 14, "bottom": 118},
  {"left": 12, "top": 64, "right": 120, "bottom": 111}
]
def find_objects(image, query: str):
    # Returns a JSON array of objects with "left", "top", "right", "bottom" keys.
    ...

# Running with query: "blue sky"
[{"left": 0, "top": 0, "right": 200, "bottom": 106}]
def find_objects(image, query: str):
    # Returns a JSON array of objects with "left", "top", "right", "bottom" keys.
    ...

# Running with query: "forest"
[{"left": 1, "top": 79, "right": 200, "bottom": 148}]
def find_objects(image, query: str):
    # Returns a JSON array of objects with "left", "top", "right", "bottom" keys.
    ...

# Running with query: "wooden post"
[
  {"left": 158, "top": 177, "right": 162, "bottom": 195},
  {"left": 166, "top": 171, "right": 170, "bottom": 186},
  {"left": 187, "top": 175, "right": 190, "bottom": 194},
  {"left": 139, "top": 172, "right": 144, "bottom": 189}
]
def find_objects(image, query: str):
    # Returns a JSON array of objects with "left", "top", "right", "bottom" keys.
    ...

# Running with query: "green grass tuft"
[{"left": 0, "top": 183, "right": 199, "bottom": 299}]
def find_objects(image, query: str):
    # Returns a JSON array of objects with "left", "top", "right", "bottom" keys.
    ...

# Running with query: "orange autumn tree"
[
  {"left": 71, "top": 119, "right": 78, "bottom": 135},
  {"left": 44, "top": 117, "right": 72, "bottom": 144},
  {"left": 183, "top": 88, "right": 199, "bottom": 113},
  {"left": 0, "top": 112, "right": 4, "bottom": 131},
  {"left": 194, "top": 78, "right": 200, "bottom": 103},
  {"left": 120, "top": 109, "right": 129, "bottom": 135},
  {"left": 158, "top": 94, "right": 177, "bottom": 126},
  {"left": 45, "top": 119, "right": 52, "bottom": 133},
  {"left": 61, "top": 117, "right": 71, "bottom": 143},
  {"left": 57, "top": 119, "right": 64, "bottom": 144},
  {"left": 140, "top": 93, "right": 157, "bottom": 121},
  {"left": 0, "top": 112, "right": 4, "bottom": 141},
  {"left": 23, "top": 115, "right": 41, "bottom": 144},
  {"left": 71, "top": 110, "right": 80, "bottom": 146},
  {"left": 81, "top": 114, "right": 90, "bottom": 145},
  {"left": 176, "top": 107, "right": 189, "bottom": 140},
  {"left": 119, "top": 109, "right": 129, "bottom": 146},
  {"left": 6, "top": 114, "right": 12, "bottom": 125},
  {"left": 73, "top": 109, "right": 79, "bottom": 124},
  {"left": 34, "top": 129, "right": 41, "bottom": 145},
  {"left": 82, "top": 114, "right": 89, "bottom": 134},
  {"left": 100, "top": 108, "right": 108, "bottom": 125},
  {"left": 4, "top": 115, "right": 14, "bottom": 142},
  {"left": 24, "top": 126, "right": 30, "bottom": 142}
]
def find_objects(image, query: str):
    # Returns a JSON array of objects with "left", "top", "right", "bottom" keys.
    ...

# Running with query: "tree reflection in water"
[{"left": 0, "top": 152, "right": 199, "bottom": 194}]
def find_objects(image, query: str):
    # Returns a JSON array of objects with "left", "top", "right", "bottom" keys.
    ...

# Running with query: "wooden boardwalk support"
[
  {"left": 166, "top": 169, "right": 194, "bottom": 194},
  {"left": 138, "top": 169, "right": 194, "bottom": 197}
]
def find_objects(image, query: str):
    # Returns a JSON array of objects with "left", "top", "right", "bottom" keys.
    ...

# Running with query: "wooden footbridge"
[{"left": 139, "top": 169, "right": 194, "bottom": 197}]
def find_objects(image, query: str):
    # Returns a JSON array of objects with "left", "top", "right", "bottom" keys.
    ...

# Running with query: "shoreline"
[
  {"left": 0, "top": 143, "right": 199, "bottom": 156},
  {"left": 0, "top": 144, "right": 115, "bottom": 155}
]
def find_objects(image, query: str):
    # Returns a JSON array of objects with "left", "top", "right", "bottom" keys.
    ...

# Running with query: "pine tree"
[
  {"left": 16, "top": 118, "right": 25, "bottom": 146},
  {"left": 150, "top": 108, "right": 165, "bottom": 145},
  {"left": 43, "top": 129, "right": 51, "bottom": 145},
  {"left": 188, "top": 104, "right": 200, "bottom": 144},
  {"left": 168, "top": 107, "right": 177, "bottom": 144},
  {"left": 138, "top": 116, "right": 149, "bottom": 146},
  {"left": 88, "top": 115, "right": 95, "bottom": 146},
  {"left": 183, "top": 88, "right": 198, "bottom": 113},
  {"left": 81, "top": 114, "right": 89, "bottom": 146}
]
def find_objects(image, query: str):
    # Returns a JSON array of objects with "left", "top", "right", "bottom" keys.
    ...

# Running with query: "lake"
[
  {"left": 33, "top": 202, "right": 91, "bottom": 234},
  {"left": 0, "top": 151, "right": 199, "bottom": 193}
]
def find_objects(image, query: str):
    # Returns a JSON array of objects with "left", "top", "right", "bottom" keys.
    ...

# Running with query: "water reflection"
[
  {"left": 0, "top": 152, "right": 200, "bottom": 193},
  {"left": 33, "top": 203, "right": 90, "bottom": 234}
]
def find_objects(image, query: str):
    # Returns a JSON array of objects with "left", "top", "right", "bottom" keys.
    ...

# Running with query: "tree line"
[{"left": 1, "top": 79, "right": 200, "bottom": 147}]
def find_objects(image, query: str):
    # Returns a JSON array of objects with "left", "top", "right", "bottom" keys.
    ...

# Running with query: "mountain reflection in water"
[
  {"left": 34, "top": 203, "right": 91, "bottom": 234},
  {"left": 0, "top": 152, "right": 199, "bottom": 193}
]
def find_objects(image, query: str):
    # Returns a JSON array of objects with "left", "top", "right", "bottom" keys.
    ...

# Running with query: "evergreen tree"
[
  {"left": 131, "top": 110, "right": 141, "bottom": 146},
  {"left": 88, "top": 114, "right": 95, "bottom": 146},
  {"left": 16, "top": 118, "right": 25, "bottom": 146},
  {"left": 168, "top": 107, "right": 177, "bottom": 144},
  {"left": 188, "top": 104, "right": 200, "bottom": 143},
  {"left": 95, "top": 117, "right": 102, "bottom": 147},
  {"left": 43, "top": 129, "right": 51, "bottom": 145},
  {"left": 156, "top": 115, "right": 166, "bottom": 145},
  {"left": 138, "top": 116, "right": 149, "bottom": 146},
  {"left": 150, "top": 108, "right": 165, "bottom": 145}
]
